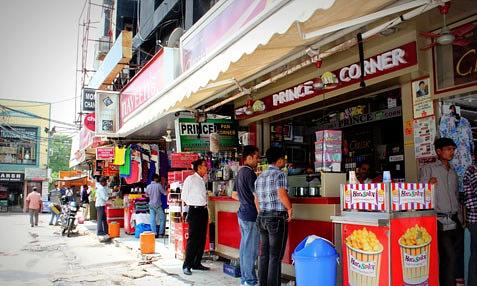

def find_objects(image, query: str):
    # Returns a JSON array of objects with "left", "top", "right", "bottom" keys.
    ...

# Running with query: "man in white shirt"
[
  {"left": 181, "top": 159, "right": 209, "bottom": 275},
  {"left": 95, "top": 177, "right": 110, "bottom": 237}
]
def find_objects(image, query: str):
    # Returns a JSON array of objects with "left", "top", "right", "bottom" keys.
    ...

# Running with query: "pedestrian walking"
[
  {"left": 145, "top": 174, "right": 167, "bottom": 238},
  {"left": 95, "top": 177, "right": 110, "bottom": 237},
  {"left": 81, "top": 184, "right": 90, "bottom": 220},
  {"left": 419, "top": 137, "right": 464, "bottom": 286},
  {"left": 232, "top": 145, "right": 260, "bottom": 286},
  {"left": 49, "top": 184, "right": 61, "bottom": 225},
  {"left": 66, "top": 187, "right": 74, "bottom": 202},
  {"left": 464, "top": 155, "right": 477, "bottom": 286},
  {"left": 25, "top": 187, "right": 42, "bottom": 227},
  {"left": 255, "top": 147, "right": 292, "bottom": 286},
  {"left": 181, "top": 159, "right": 210, "bottom": 275}
]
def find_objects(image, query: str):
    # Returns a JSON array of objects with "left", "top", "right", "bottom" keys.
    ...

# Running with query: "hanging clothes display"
[
  {"left": 440, "top": 113, "right": 475, "bottom": 193},
  {"left": 159, "top": 151, "right": 169, "bottom": 178},
  {"left": 119, "top": 148, "right": 132, "bottom": 178},
  {"left": 113, "top": 146, "right": 126, "bottom": 165}
]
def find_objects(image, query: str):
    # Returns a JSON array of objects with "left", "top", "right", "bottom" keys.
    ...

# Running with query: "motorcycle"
[{"left": 60, "top": 197, "right": 79, "bottom": 237}]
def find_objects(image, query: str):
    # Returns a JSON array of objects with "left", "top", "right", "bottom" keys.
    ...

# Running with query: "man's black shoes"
[
  {"left": 192, "top": 264, "right": 210, "bottom": 271},
  {"left": 183, "top": 267, "right": 192, "bottom": 275}
]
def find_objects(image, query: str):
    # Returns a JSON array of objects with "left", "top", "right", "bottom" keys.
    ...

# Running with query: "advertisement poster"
[
  {"left": 413, "top": 116, "right": 436, "bottom": 159},
  {"left": 412, "top": 78, "right": 434, "bottom": 119},
  {"left": 342, "top": 224, "right": 389, "bottom": 286},
  {"left": 96, "top": 147, "right": 115, "bottom": 160},
  {"left": 175, "top": 118, "right": 238, "bottom": 152},
  {"left": 391, "top": 183, "right": 434, "bottom": 211},
  {"left": 390, "top": 216, "right": 438, "bottom": 286}
]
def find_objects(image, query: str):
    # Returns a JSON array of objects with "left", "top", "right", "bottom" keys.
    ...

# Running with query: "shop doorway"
[{"left": 0, "top": 182, "right": 24, "bottom": 212}]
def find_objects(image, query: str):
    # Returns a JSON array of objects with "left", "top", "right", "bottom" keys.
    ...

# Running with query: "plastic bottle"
[
  {"left": 383, "top": 171, "right": 392, "bottom": 183},
  {"left": 349, "top": 171, "right": 358, "bottom": 184}
]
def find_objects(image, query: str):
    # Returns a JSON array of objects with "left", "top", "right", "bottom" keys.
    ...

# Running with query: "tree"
[{"left": 48, "top": 134, "right": 72, "bottom": 179}]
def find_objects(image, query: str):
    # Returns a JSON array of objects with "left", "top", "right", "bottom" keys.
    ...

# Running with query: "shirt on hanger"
[
  {"left": 119, "top": 148, "right": 131, "bottom": 177},
  {"left": 113, "top": 146, "right": 126, "bottom": 165}
]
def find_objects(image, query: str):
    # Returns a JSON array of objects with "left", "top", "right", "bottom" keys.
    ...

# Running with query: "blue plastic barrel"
[{"left": 292, "top": 235, "right": 338, "bottom": 286}]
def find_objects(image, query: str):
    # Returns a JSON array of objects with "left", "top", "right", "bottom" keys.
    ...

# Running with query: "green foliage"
[{"left": 48, "top": 134, "right": 72, "bottom": 174}]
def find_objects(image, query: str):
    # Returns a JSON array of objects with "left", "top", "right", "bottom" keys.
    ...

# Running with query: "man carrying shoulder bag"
[{"left": 420, "top": 137, "right": 464, "bottom": 286}]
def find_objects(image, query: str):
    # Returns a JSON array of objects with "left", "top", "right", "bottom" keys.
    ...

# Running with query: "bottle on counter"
[
  {"left": 383, "top": 171, "right": 392, "bottom": 183},
  {"left": 349, "top": 171, "right": 358, "bottom": 184}
]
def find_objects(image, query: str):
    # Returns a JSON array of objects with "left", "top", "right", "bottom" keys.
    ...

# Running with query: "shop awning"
[{"left": 117, "top": 0, "right": 398, "bottom": 137}]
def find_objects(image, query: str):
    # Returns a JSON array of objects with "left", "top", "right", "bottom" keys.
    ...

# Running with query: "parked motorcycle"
[{"left": 61, "top": 198, "right": 79, "bottom": 237}]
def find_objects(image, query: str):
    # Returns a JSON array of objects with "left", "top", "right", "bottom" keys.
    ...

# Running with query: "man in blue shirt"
[
  {"left": 95, "top": 177, "right": 110, "bottom": 237},
  {"left": 232, "top": 145, "right": 260, "bottom": 286},
  {"left": 255, "top": 147, "right": 292, "bottom": 286},
  {"left": 145, "top": 174, "right": 167, "bottom": 238}
]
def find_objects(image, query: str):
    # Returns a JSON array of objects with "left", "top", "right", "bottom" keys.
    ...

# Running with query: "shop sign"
[
  {"left": 236, "top": 42, "right": 417, "bottom": 119},
  {"left": 96, "top": 147, "right": 115, "bottom": 160},
  {"left": 433, "top": 16, "right": 477, "bottom": 93},
  {"left": 82, "top": 88, "right": 96, "bottom": 112},
  {"left": 24, "top": 168, "right": 47, "bottom": 180},
  {"left": 95, "top": 91, "right": 119, "bottom": 135},
  {"left": 319, "top": 106, "right": 402, "bottom": 130},
  {"left": 175, "top": 118, "right": 238, "bottom": 152},
  {"left": 83, "top": 112, "right": 96, "bottom": 132},
  {"left": 0, "top": 172, "right": 24, "bottom": 182},
  {"left": 391, "top": 183, "right": 433, "bottom": 211},
  {"left": 119, "top": 48, "right": 180, "bottom": 126},
  {"left": 0, "top": 126, "right": 37, "bottom": 140}
]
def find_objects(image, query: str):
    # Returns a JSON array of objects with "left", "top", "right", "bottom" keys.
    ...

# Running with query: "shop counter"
[
  {"left": 332, "top": 183, "right": 439, "bottom": 286},
  {"left": 208, "top": 196, "right": 340, "bottom": 277}
]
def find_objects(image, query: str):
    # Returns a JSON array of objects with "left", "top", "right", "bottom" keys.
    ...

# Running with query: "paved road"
[{"left": 0, "top": 213, "right": 183, "bottom": 286}]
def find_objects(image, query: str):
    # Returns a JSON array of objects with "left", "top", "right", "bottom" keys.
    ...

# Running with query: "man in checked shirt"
[{"left": 464, "top": 154, "right": 477, "bottom": 286}]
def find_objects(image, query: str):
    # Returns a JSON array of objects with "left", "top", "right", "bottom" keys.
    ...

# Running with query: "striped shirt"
[
  {"left": 255, "top": 165, "right": 287, "bottom": 212},
  {"left": 464, "top": 164, "right": 477, "bottom": 223}
]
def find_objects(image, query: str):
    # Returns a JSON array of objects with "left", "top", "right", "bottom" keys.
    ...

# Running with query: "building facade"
[{"left": 0, "top": 99, "right": 50, "bottom": 211}]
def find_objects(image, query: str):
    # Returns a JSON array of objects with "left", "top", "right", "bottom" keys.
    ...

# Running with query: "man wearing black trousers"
[{"left": 181, "top": 159, "right": 209, "bottom": 275}]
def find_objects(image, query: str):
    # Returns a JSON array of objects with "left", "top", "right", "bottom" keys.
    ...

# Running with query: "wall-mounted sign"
[
  {"left": 96, "top": 147, "right": 115, "bottom": 160},
  {"left": 318, "top": 106, "right": 402, "bottom": 130},
  {"left": 24, "top": 168, "right": 47, "bottom": 181},
  {"left": 433, "top": 15, "right": 477, "bottom": 93},
  {"left": 411, "top": 77, "right": 433, "bottom": 119},
  {"left": 413, "top": 116, "right": 437, "bottom": 159},
  {"left": 175, "top": 117, "right": 238, "bottom": 152},
  {"left": 82, "top": 88, "right": 96, "bottom": 112},
  {"left": 236, "top": 42, "right": 417, "bottom": 119},
  {"left": 95, "top": 91, "right": 119, "bottom": 135},
  {"left": 119, "top": 48, "right": 180, "bottom": 126},
  {"left": 0, "top": 172, "right": 24, "bottom": 182},
  {"left": 84, "top": 112, "right": 96, "bottom": 132},
  {"left": 0, "top": 126, "right": 37, "bottom": 140}
]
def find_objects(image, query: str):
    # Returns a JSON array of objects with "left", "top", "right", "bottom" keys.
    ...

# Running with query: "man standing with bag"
[
  {"left": 419, "top": 138, "right": 464, "bottom": 286},
  {"left": 181, "top": 159, "right": 210, "bottom": 275},
  {"left": 232, "top": 145, "right": 260, "bottom": 286},
  {"left": 25, "top": 187, "right": 42, "bottom": 227},
  {"left": 255, "top": 147, "right": 292, "bottom": 286},
  {"left": 145, "top": 174, "right": 167, "bottom": 238},
  {"left": 464, "top": 154, "right": 477, "bottom": 286}
]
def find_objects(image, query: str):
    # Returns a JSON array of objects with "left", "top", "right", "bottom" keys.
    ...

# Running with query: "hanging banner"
[
  {"left": 413, "top": 116, "right": 437, "bottom": 159},
  {"left": 95, "top": 91, "right": 119, "bottom": 135},
  {"left": 175, "top": 118, "right": 238, "bottom": 152}
]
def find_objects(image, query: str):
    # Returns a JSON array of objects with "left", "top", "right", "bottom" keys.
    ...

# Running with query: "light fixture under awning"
[{"left": 116, "top": 0, "right": 398, "bottom": 137}]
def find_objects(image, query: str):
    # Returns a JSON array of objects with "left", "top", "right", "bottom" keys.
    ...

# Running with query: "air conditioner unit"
[{"left": 98, "top": 36, "right": 111, "bottom": 54}]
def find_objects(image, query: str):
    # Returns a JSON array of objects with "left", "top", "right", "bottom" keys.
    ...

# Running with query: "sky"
[{"left": 0, "top": 0, "right": 102, "bottom": 132}]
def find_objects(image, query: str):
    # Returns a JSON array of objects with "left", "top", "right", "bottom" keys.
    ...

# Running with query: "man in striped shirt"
[{"left": 464, "top": 159, "right": 477, "bottom": 286}]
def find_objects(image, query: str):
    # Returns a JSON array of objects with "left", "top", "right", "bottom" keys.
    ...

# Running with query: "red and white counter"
[
  {"left": 208, "top": 196, "right": 340, "bottom": 277},
  {"left": 332, "top": 183, "right": 438, "bottom": 286}
]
